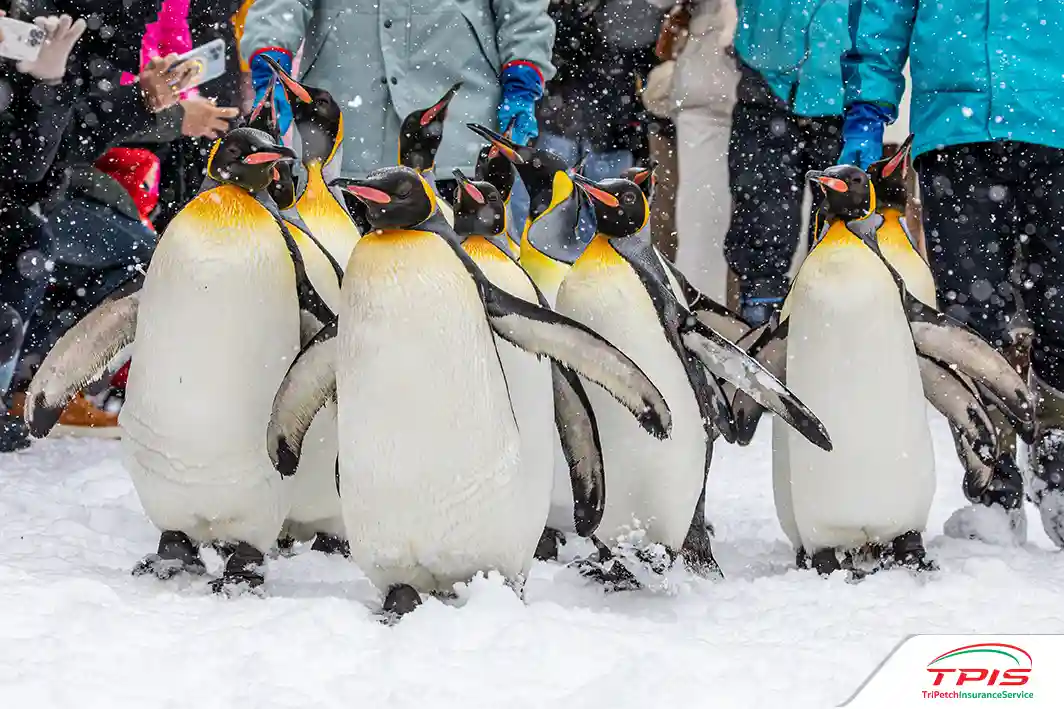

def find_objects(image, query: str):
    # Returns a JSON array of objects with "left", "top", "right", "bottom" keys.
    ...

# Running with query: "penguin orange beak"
[
  {"left": 420, "top": 82, "right": 463, "bottom": 127},
  {"left": 882, "top": 134, "right": 914, "bottom": 178},
  {"left": 260, "top": 54, "right": 313, "bottom": 104},
  {"left": 807, "top": 171, "right": 849, "bottom": 193},
  {"left": 452, "top": 168, "right": 485, "bottom": 204},
  {"left": 243, "top": 149, "right": 294, "bottom": 165},
  {"left": 467, "top": 123, "right": 525, "bottom": 164},
  {"left": 633, "top": 160, "right": 658, "bottom": 185},
  {"left": 334, "top": 180, "right": 391, "bottom": 205},
  {"left": 572, "top": 173, "right": 620, "bottom": 208}
]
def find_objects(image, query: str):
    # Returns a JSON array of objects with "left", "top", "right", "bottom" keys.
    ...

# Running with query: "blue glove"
[
  {"left": 250, "top": 49, "right": 294, "bottom": 136},
  {"left": 498, "top": 61, "right": 543, "bottom": 146},
  {"left": 839, "top": 102, "right": 894, "bottom": 169}
]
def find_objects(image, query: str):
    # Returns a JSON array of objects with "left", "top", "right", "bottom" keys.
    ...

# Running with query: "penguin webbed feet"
[
  {"left": 310, "top": 533, "right": 350, "bottom": 557},
  {"left": 379, "top": 584, "right": 423, "bottom": 624},
  {"left": 209, "top": 542, "right": 267, "bottom": 597},
  {"left": 882, "top": 531, "right": 938, "bottom": 574},
  {"left": 534, "top": 527, "right": 567, "bottom": 561},
  {"left": 132, "top": 530, "right": 206, "bottom": 580}
]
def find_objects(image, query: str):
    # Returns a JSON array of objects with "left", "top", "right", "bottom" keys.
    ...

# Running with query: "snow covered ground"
[{"left": 1, "top": 414, "right": 1062, "bottom": 708}]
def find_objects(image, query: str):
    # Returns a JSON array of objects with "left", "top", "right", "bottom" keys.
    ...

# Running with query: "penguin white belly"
[
  {"left": 285, "top": 231, "right": 344, "bottom": 540},
  {"left": 785, "top": 243, "right": 935, "bottom": 552},
  {"left": 337, "top": 232, "right": 549, "bottom": 593},
  {"left": 557, "top": 255, "right": 706, "bottom": 551},
  {"left": 464, "top": 240, "right": 559, "bottom": 531},
  {"left": 120, "top": 216, "right": 299, "bottom": 551}
]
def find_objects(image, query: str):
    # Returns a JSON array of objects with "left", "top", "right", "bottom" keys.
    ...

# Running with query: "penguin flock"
[{"left": 23, "top": 64, "right": 1032, "bottom": 618}]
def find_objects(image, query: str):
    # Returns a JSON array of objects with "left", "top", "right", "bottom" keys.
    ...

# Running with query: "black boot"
[
  {"left": 382, "top": 584, "right": 422, "bottom": 619},
  {"left": 534, "top": 527, "right": 565, "bottom": 561},
  {"left": 133, "top": 530, "right": 206, "bottom": 579},
  {"left": 737, "top": 277, "right": 786, "bottom": 328},
  {"left": 795, "top": 547, "right": 810, "bottom": 569},
  {"left": 210, "top": 542, "right": 266, "bottom": 595},
  {"left": 311, "top": 533, "right": 350, "bottom": 556}
]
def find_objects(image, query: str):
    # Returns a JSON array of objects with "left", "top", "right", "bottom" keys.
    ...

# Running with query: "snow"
[{"left": 2, "top": 414, "right": 1063, "bottom": 708}]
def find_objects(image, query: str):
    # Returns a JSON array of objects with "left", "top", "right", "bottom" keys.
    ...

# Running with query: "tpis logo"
[{"left": 927, "top": 642, "right": 1032, "bottom": 688}]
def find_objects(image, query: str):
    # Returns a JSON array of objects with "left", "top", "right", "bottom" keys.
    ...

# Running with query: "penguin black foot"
[
  {"left": 275, "top": 535, "right": 296, "bottom": 557},
  {"left": 534, "top": 527, "right": 566, "bottom": 561},
  {"left": 810, "top": 548, "right": 843, "bottom": 577},
  {"left": 680, "top": 523, "right": 723, "bottom": 580},
  {"left": 210, "top": 542, "right": 266, "bottom": 596},
  {"left": 795, "top": 547, "right": 811, "bottom": 570},
  {"left": 382, "top": 584, "right": 422, "bottom": 622},
  {"left": 890, "top": 531, "right": 937, "bottom": 572},
  {"left": 577, "top": 537, "right": 642, "bottom": 591},
  {"left": 132, "top": 530, "right": 206, "bottom": 579},
  {"left": 311, "top": 533, "right": 350, "bottom": 557}
]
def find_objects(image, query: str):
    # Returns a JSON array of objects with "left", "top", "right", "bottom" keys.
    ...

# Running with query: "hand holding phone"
[
  {"left": 167, "top": 39, "right": 227, "bottom": 91},
  {"left": 0, "top": 16, "right": 47, "bottom": 62},
  {"left": 2, "top": 14, "right": 87, "bottom": 83}
]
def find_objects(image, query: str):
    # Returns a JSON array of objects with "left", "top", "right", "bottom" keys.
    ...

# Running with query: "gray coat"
[{"left": 241, "top": 0, "right": 556, "bottom": 178}]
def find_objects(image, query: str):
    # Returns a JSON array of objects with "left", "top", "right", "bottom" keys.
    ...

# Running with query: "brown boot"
[{"left": 9, "top": 392, "right": 121, "bottom": 439}]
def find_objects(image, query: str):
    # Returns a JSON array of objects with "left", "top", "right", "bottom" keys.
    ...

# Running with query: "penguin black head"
[
  {"left": 622, "top": 162, "right": 658, "bottom": 204},
  {"left": 206, "top": 128, "right": 297, "bottom": 194},
  {"left": 452, "top": 169, "right": 506, "bottom": 238},
  {"left": 261, "top": 54, "right": 342, "bottom": 167},
  {"left": 572, "top": 174, "right": 649, "bottom": 239},
  {"left": 866, "top": 134, "right": 914, "bottom": 212},
  {"left": 246, "top": 81, "right": 299, "bottom": 209},
  {"left": 467, "top": 123, "right": 572, "bottom": 221},
  {"left": 474, "top": 117, "right": 517, "bottom": 201},
  {"left": 399, "top": 83, "right": 463, "bottom": 172},
  {"left": 332, "top": 166, "right": 437, "bottom": 231},
  {"left": 806, "top": 165, "right": 876, "bottom": 222}
]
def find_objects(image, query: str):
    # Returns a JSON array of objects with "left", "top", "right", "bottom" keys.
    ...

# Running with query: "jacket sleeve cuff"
[
  {"left": 107, "top": 84, "right": 164, "bottom": 138},
  {"left": 29, "top": 81, "right": 78, "bottom": 110},
  {"left": 502, "top": 60, "right": 545, "bottom": 87}
]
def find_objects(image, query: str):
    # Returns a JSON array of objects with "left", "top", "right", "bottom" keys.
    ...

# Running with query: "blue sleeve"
[{"left": 842, "top": 0, "right": 918, "bottom": 117}]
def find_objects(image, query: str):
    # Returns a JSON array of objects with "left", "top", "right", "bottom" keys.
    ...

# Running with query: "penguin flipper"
[
  {"left": 25, "top": 293, "right": 139, "bottom": 439},
  {"left": 267, "top": 320, "right": 338, "bottom": 478},
  {"left": 917, "top": 353, "right": 998, "bottom": 497},
  {"left": 729, "top": 320, "right": 786, "bottom": 445},
  {"left": 904, "top": 294, "right": 1034, "bottom": 438},
  {"left": 659, "top": 255, "right": 751, "bottom": 343},
  {"left": 552, "top": 362, "right": 605, "bottom": 537},
  {"left": 679, "top": 316, "right": 832, "bottom": 451}
]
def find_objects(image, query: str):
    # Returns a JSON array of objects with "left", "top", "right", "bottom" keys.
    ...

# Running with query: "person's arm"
[
  {"left": 838, "top": 0, "right": 918, "bottom": 168},
  {"left": 492, "top": 0, "right": 556, "bottom": 145},
  {"left": 0, "top": 73, "right": 77, "bottom": 181},
  {"left": 239, "top": 0, "right": 313, "bottom": 133}
]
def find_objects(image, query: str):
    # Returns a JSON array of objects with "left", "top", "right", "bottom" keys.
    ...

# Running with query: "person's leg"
[
  {"left": 1016, "top": 144, "right": 1064, "bottom": 548},
  {"left": 647, "top": 121, "right": 679, "bottom": 260},
  {"left": 917, "top": 142, "right": 1027, "bottom": 541},
  {"left": 675, "top": 106, "right": 734, "bottom": 303},
  {"left": 798, "top": 114, "right": 843, "bottom": 246},
  {"left": 724, "top": 69, "right": 802, "bottom": 325}
]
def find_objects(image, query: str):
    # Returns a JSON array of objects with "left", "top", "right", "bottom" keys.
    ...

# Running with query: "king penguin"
[
  {"left": 261, "top": 55, "right": 361, "bottom": 269},
  {"left": 452, "top": 170, "right": 608, "bottom": 558},
  {"left": 26, "top": 128, "right": 340, "bottom": 593},
  {"left": 557, "top": 173, "right": 832, "bottom": 583},
  {"left": 397, "top": 83, "right": 463, "bottom": 225},
  {"left": 266, "top": 165, "right": 674, "bottom": 618},
  {"left": 474, "top": 118, "right": 520, "bottom": 257},
  {"left": 467, "top": 123, "right": 583, "bottom": 305}
]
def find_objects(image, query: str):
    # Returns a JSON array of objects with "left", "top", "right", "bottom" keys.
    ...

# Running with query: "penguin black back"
[
  {"left": 334, "top": 166, "right": 438, "bottom": 231},
  {"left": 572, "top": 175, "right": 649, "bottom": 239},
  {"left": 399, "top": 83, "right": 463, "bottom": 172},
  {"left": 452, "top": 169, "right": 506, "bottom": 238}
]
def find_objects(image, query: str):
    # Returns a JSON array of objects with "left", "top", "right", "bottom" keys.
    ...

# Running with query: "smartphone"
[
  {"left": 0, "top": 17, "right": 46, "bottom": 62},
  {"left": 168, "top": 38, "right": 226, "bottom": 89}
]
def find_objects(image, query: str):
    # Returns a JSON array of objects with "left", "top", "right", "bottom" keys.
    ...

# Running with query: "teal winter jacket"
[
  {"left": 844, "top": 0, "right": 1064, "bottom": 158},
  {"left": 734, "top": 0, "right": 849, "bottom": 117}
]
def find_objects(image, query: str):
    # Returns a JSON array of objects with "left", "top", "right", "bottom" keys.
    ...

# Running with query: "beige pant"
[{"left": 674, "top": 106, "right": 734, "bottom": 303}]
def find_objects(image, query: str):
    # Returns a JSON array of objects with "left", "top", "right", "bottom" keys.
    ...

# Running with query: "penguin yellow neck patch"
[
  {"left": 176, "top": 185, "right": 276, "bottom": 242},
  {"left": 462, "top": 236, "right": 509, "bottom": 262}
]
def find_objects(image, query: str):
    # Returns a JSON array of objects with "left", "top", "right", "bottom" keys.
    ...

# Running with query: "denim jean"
[
  {"left": 0, "top": 197, "right": 156, "bottom": 395},
  {"left": 509, "top": 133, "right": 635, "bottom": 244}
]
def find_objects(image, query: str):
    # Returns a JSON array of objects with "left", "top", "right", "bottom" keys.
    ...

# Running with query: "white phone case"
[
  {"left": 170, "top": 38, "right": 226, "bottom": 89},
  {"left": 0, "top": 17, "right": 46, "bottom": 63}
]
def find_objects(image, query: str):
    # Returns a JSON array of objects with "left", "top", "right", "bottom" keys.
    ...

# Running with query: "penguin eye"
[
  {"left": 396, "top": 182, "right": 412, "bottom": 198},
  {"left": 621, "top": 191, "right": 637, "bottom": 205}
]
